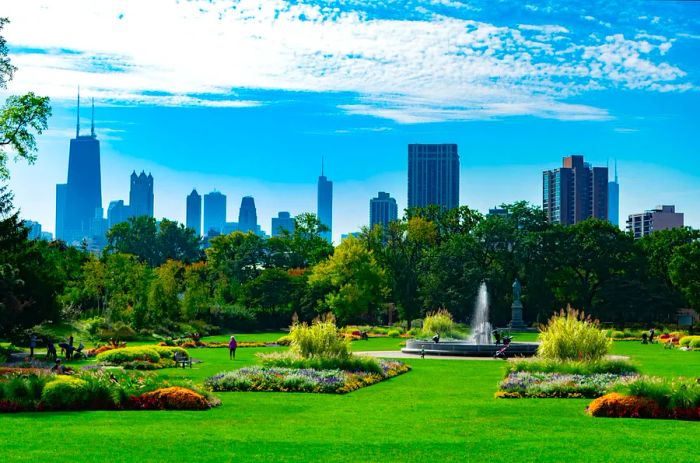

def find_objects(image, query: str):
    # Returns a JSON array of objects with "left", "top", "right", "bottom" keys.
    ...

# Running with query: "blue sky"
[{"left": 2, "top": 0, "right": 700, "bottom": 242}]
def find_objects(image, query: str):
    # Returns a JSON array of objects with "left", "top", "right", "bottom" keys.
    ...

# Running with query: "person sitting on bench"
[{"left": 432, "top": 333, "right": 440, "bottom": 343}]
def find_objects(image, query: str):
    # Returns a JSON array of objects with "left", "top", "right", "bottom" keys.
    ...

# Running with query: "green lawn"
[{"left": 1, "top": 338, "right": 698, "bottom": 462}]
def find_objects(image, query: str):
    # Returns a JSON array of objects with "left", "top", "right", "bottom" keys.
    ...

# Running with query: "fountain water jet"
[{"left": 468, "top": 282, "right": 493, "bottom": 345}]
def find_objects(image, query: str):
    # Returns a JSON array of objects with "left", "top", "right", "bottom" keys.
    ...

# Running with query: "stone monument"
[{"left": 510, "top": 278, "right": 527, "bottom": 329}]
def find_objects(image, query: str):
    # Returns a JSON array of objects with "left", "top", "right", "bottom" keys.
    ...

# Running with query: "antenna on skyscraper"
[
  {"left": 91, "top": 98, "right": 95, "bottom": 137},
  {"left": 614, "top": 159, "right": 618, "bottom": 182},
  {"left": 76, "top": 86, "right": 81, "bottom": 138}
]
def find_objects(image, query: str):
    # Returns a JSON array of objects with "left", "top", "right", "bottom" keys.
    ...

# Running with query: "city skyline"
[{"left": 3, "top": 1, "right": 700, "bottom": 241}]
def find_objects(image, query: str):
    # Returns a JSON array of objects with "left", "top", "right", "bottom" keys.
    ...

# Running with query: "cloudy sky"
[{"left": 2, "top": 0, "right": 700, "bottom": 241}]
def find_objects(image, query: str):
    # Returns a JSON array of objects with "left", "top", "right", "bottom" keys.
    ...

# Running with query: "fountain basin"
[{"left": 402, "top": 339, "right": 539, "bottom": 357}]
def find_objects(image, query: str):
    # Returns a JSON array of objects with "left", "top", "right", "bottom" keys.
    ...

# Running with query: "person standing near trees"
[
  {"left": 28, "top": 333, "right": 37, "bottom": 358},
  {"left": 228, "top": 335, "right": 237, "bottom": 360}
]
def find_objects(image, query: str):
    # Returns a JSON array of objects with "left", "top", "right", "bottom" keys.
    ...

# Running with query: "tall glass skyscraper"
[
  {"left": 370, "top": 191, "right": 398, "bottom": 230},
  {"left": 186, "top": 189, "right": 202, "bottom": 236},
  {"left": 129, "top": 171, "right": 154, "bottom": 217},
  {"left": 407, "top": 144, "right": 459, "bottom": 210},
  {"left": 317, "top": 160, "right": 333, "bottom": 243},
  {"left": 203, "top": 191, "right": 226, "bottom": 236},
  {"left": 238, "top": 196, "right": 258, "bottom": 233},
  {"left": 608, "top": 161, "right": 620, "bottom": 227},
  {"left": 58, "top": 94, "right": 102, "bottom": 243}
]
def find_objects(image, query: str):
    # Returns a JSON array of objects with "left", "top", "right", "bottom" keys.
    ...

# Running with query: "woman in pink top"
[{"left": 228, "top": 335, "right": 237, "bottom": 360}]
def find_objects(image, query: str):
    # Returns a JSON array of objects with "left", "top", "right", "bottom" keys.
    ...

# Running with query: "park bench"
[{"left": 174, "top": 351, "right": 192, "bottom": 368}]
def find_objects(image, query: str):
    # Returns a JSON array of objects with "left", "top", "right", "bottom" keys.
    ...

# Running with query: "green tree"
[
  {"left": 146, "top": 260, "right": 185, "bottom": 327},
  {"left": 308, "top": 236, "right": 388, "bottom": 324},
  {"left": 103, "top": 253, "right": 151, "bottom": 325},
  {"left": 181, "top": 262, "right": 214, "bottom": 322},
  {"left": 669, "top": 240, "right": 700, "bottom": 310},
  {"left": 206, "top": 231, "right": 265, "bottom": 284},
  {"left": 0, "top": 18, "right": 51, "bottom": 179}
]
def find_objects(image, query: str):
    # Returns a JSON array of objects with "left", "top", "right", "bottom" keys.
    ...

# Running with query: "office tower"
[
  {"left": 271, "top": 212, "right": 295, "bottom": 237},
  {"left": 40, "top": 232, "right": 53, "bottom": 241},
  {"left": 107, "top": 200, "right": 133, "bottom": 230},
  {"left": 186, "top": 189, "right": 202, "bottom": 236},
  {"left": 626, "top": 205, "right": 684, "bottom": 239},
  {"left": 238, "top": 196, "right": 258, "bottom": 233},
  {"left": 129, "top": 171, "right": 154, "bottom": 217},
  {"left": 407, "top": 144, "right": 459, "bottom": 210},
  {"left": 542, "top": 155, "right": 608, "bottom": 225},
  {"left": 222, "top": 222, "right": 239, "bottom": 235},
  {"left": 317, "top": 158, "right": 333, "bottom": 243},
  {"left": 61, "top": 93, "right": 102, "bottom": 243},
  {"left": 24, "top": 220, "right": 42, "bottom": 240},
  {"left": 369, "top": 192, "right": 398, "bottom": 230},
  {"left": 203, "top": 191, "right": 226, "bottom": 236},
  {"left": 55, "top": 183, "right": 67, "bottom": 240},
  {"left": 608, "top": 160, "right": 620, "bottom": 227},
  {"left": 487, "top": 207, "right": 509, "bottom": 217}
]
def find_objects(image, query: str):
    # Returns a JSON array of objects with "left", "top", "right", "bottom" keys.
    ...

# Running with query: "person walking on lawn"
[{"left": 228, "top": 335, "right": 238, "bottom": 360}]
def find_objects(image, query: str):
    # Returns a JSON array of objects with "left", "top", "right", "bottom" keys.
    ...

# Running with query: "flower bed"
[
  {"left": 496, "top": 371, "right": 635, "bottom": 399},
  {"left": 205, "top": 360, "right": 410, "bottom": 394},
  {"left": 158, "top": 340, "right": 275, "bottom": 348},
  {"left": 0, "top": 367, "right": 219, "bottom": 412},
  {"left": 588, "top": 393, "right": 699, "bottom": 420}
]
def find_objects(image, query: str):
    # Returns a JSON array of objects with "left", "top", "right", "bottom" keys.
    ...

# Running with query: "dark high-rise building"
[
  {"left": 369, "top": 192, "right": 398, "bottom": 230},
  {"left": 608, "top": 161, "right": 620, "bottom": 227},
  {"left": 61, "top": 94, "right": 102, "bottom": 243},
  {"left": 271, "top": 211, "right": 295, "bottom": 237},
  {"left": 407, "top": 144, "right": 459, "bottom": 210},
  {"left": 627, "top": 205, "right": 684, "bottom": 239},
  {"left": 55, "top": 183, "right": 67, "bottom": 241},
  {"left": 543, "top": 155, "right": 608, "bottom": 225},
  {"left": 203, "top": 191, "right": 226, "bottom": 236},
  {"left": 107, "top": 200, "right": 133, "bottom": 230},
  {"left": 186, "top": 189, "right": 202, "bottom": 236},
  {"left": 238, "top": 196, "right": 258, "bottom": 233},
  {"left": 129, "top": 171, "right": 154, "bottom": 217},
  {"left": 317, "top": 159, "right": 333, "bottom": 243}
]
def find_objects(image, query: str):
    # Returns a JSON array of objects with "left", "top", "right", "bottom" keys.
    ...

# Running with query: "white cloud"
[{"left": 2, "top": 0, "right": 694, "bottom": 124}]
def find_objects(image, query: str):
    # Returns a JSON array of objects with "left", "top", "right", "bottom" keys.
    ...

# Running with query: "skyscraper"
[
  {"left": 317, "top": 158, "right": 333, "bottom": 243},
  {"left": 238, "top": 196, "right": 258, "bottom": 233},
  {"left": 107, "top": 200, "right": 133, "bottom": 230},
  {"left": 271, "top": 212, "right": 295, "bottom": 237},
  {"left": 407, "top": 144, "right": 459, "bottom": 210},
  {"left": 542, "top": 155, "right": 608, "bottom": 225},
  {"left": 370, "top": 192, "right": 398, "bottom": 230},
  {"left": 608, "top": 160, "right": 620, "bottom": 227},
  {"left": 61, "top": 93, "right": 102, "bottom": 243},
  {"left": 203, "top": 191, "right": 226, "bottom": 236},
  {"left": 186, "top": 189, "right": 202, "bottom": 236},
  {"left": 129, "top": 171, "right": 154, "bottom": 218}
]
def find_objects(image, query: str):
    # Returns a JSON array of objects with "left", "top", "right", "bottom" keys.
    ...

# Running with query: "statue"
[{"left": 512, "top": 278, "right": 521, "bottom": 303}]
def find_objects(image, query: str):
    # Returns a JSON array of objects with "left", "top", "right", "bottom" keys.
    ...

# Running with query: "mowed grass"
[{"left": 0, "top": 337, "right": 698, "bottom": 463}]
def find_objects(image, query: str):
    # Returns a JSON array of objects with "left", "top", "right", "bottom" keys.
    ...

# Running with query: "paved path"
[{"left": 355, "top": 351, "right": 501, "bottom": 361}]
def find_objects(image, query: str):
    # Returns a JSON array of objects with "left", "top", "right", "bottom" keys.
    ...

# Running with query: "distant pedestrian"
[
  {"left": 67, "top": 335, "right": 75, "bottom": 360},
  {"left": 46, "top": 339, "right": 57, "bottom": 360},
  {"left": 641, "top": 332, "right": 648, "bottom": 344},
  {"left": 29, "top": 334, "right": 37, "bottom": 359},
  {"left": 228, "top": 335, "right": 238, "bottom": 360},
  {"left": 649, "top": 328, "right": 656, "bottom": 344},
  {"left": 492, "top": 329, "right": 502, "bottom": 346}
]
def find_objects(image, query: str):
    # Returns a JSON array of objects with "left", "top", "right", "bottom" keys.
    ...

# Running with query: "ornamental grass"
[{"left": 538, "top": 306, "right": 610, "bottom": 362}]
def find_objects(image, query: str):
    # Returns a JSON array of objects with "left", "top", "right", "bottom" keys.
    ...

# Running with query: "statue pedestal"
[{"left": 510, "top": 301, "right": 527, "bottom": 329}]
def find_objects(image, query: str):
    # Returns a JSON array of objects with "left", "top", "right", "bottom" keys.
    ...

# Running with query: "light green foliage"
[
  {"left": 147, "top": 259, "right": 185, "bottom": 325},
  {"left": 308, "top": 236, "right": 388, "bottom": 324},
  {"left": 96, "top": 346, "right": 161, "bottom": 364},
  {"left": 508, "top": 358, "right": 638, "bottom": 375},
  {"left": 538, "top": 307, "right": 611, "bottom": 361},
  {"left": 40, "top": 376, "right": 89, "bottom": 409},
  {"left": 620, "top": 376, "right": 700, "bottom": 409},
  {"left": 679, "top": 336, "right": 700, "bottom": 348},
  {"left": 422, "top": 309, "right": 455, "bottom": 337},
  {"left": 258, "top": 351, "right": 382, "bottom": 374},
  {"left": 289, "top": 320, "right": 350, "bottom": 359}
]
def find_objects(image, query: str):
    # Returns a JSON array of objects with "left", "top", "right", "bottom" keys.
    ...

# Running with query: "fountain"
[{"left": 401, "top": 281, "right": 539, "bottom": 357}]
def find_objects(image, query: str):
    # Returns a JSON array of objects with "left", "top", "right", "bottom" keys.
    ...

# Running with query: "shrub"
[
  {"left": 96, "top": 346, "right": 161, "bottom": 365},
  {"left": 422, "top": 309, "right": 455, "bottom": 337},
  {"left": 618, "top": 376, "right": 700, "bottom": 410},
  {"left": 41, "top": 376, "right": 89, "bottom": 410},
  {"left": 507, "top": 358, "right": 639, "bottom": 376},
  {"left": 679, "top": 336, "right": 700, "bottom": 348},
  {"left": 289, "top": 321, "right": 350, "bottom": 359},
  {"left": 276, "top": 335, "right": 292, "bottom": 346},
  {"left": 258, "top": 351, "right": 383, "bottom": 374},
  {"left": 538, "top": 306, "right": 610, "bottom": 361},
  {"left": 151, "top": 346, "right": 187, "bottom": 359},
  {"left": 587, "top": 393, "right": 664, "bottom": 418},
  {"left": 387, "top": 329, "right": 401, "bottom": 338},
  {"left": 136, "top": 387, "right": 211, "bottom": 410}
]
